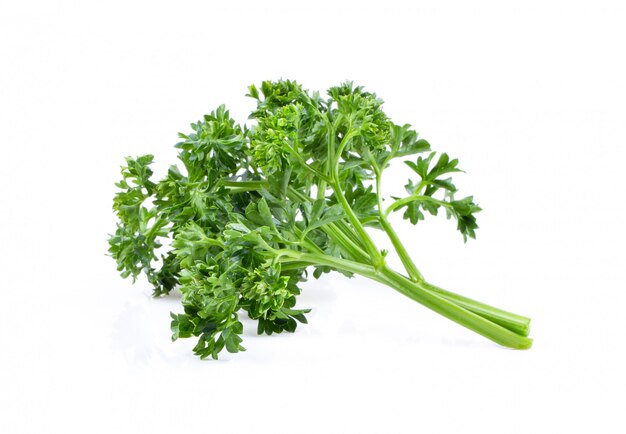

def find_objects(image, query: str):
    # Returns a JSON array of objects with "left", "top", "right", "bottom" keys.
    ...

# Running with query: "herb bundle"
[{"left": 109, "top": 80, "right": 532, "bottom": 359}]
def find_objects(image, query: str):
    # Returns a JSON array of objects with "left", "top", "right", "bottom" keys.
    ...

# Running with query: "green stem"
[
  {"left": 323, "top": 221, "right": 530, "bottom": 337},
  {"left": 285, "top": 186, "right": 370, "bottom": 262},
  {"left": 333, "top": 219, "right": 369, "bottom": 252},
  {"left": 326, "top": 123, "right": 383, "bottom": 262},
  {"left": 420, "top": 281, "right": 531, "bottom": 337},
  {"left": 321, "top": 223, "right": 370, "bottom": 262},
  {"left": 373, "top": 165, "right": 424, "bottom": 282},
  {"left": 378, "top": 268, "right": 532, "bottom": 349},
  {"left": 279, "top": 250, "right": 532, "bottom": 349},
  {"left": 284, "top": 186, "right": 366, "bottom": 258},
  {"left": 379, "top": 218, "right": 424, "bottom": 281},
  {"left": 279, "top": 250, "right": 378, "bottom": 278},
  {"left": 222, "top": 180, "right": 267, "bottom": 194},
  {"left": 329, "top": 180, "right": 383, "bottom": 265},
  {"left": 280, "top": 261, "right": 312, "bottom": 271}
]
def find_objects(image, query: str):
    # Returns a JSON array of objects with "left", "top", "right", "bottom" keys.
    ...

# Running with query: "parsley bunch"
[{"left": 109, "top": 80, "right": 532, "bottom": 359}]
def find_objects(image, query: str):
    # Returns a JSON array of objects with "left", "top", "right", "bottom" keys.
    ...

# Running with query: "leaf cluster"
[{"left": 395, "top": 152, "right": 481, "bottom": 240}]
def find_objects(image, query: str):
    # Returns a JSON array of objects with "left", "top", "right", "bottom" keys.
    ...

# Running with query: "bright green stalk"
[
  {"left": 379, "top": 268, "right": 532, "bottom": 349},
  {"left": 373, "top": 163, "right": 424, "bottom": 282},
  {"left": 324, "top": 221, "right": 531, "bottom": 338},
  {"left": 329, "top": 181, "right": 384, "bottom": 265},
  {"left": 328, "top": 126, "right": 382, "bottom": 264},
  {"left": 328, "top": 219, "right": 531, "bottom": 337},
  {"left": 278, "top": 250, "right": 532, "bottom": 349},
  {"left": 419, "top": 282, "right": 531, "bottom": 337}
]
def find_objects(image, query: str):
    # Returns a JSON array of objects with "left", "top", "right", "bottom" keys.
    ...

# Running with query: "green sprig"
[{"left": 109, "top": 79, "right": 532, "bottom": 359}]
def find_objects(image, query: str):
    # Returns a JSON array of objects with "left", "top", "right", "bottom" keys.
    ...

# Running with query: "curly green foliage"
[
  {"left": 389, "top": 151, "right": 482, "bottom": 241},
  {"left": 249, "top": 104, "right": 301, "bottom": 174},
  {"left": 108, "top": 155, "right": 171, "bottom": 294},
  {"left": 109, "top": 80, "right": 532, "bottom": 359},
  {"left": 328, "top": 82, "right": 392, "bottom": 154}
]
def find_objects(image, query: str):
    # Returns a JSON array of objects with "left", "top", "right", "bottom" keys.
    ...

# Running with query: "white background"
[{"left": 1, "top": 1, "right": 625, "bottom": 432}]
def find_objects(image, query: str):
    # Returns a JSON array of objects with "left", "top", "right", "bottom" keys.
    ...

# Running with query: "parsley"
[{"left": 109, "top": 80, "right": 532, "bottom": 359}]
